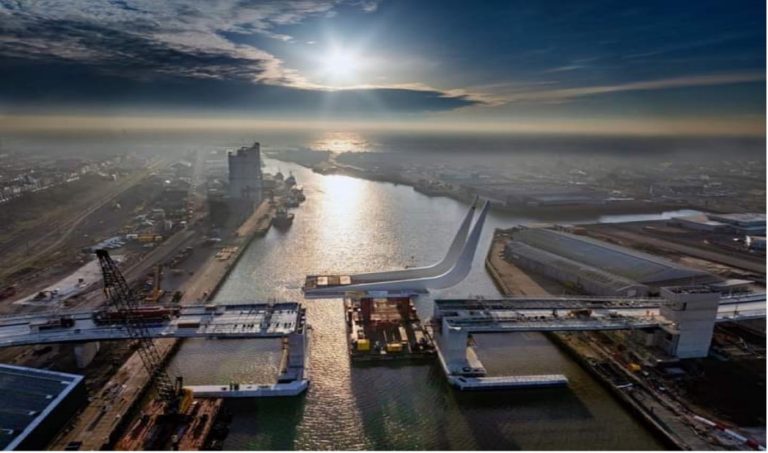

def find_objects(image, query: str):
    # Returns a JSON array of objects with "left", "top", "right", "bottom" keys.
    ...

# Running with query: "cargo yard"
[{"left": 484, "top": 216, "right": 766, "bottom": 450}]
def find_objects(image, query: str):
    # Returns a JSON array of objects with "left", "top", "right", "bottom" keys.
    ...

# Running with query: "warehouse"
[
  {"left": 0, "top": 364, "right": 86, "bottom": 450},
  {"left": 504, "top": 227, "right": 715, "bottom": 295},
  {"left": 707, "top": 213, "right": 766, "bottom": 235},
  {"left": 504, "top": 241, "right": 649, "bottom": 296},
  {"left": 668, "top": 214, "right": 727, "bottom": 232}
]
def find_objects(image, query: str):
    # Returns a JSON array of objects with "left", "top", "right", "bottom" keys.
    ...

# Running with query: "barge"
[{"left": 345, "top": 296, "right": 436, "bottom": 361}]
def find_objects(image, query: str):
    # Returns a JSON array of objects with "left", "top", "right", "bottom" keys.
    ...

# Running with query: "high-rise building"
[{"left": 228, "top": 142, "right": 263, "bottom": 211}]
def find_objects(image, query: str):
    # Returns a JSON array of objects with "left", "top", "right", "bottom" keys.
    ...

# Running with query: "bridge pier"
[
  {"left": 73, "top": 341, "right": 100, "bottom": 369},
  {"left": 657, "top": 286, "right": 720, "bottom": 359},
  {"left": 439, "top": 322, "right": 486, "bottom": 376}
]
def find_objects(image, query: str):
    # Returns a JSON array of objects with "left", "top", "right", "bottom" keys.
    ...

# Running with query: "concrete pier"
[
  {"left": 188, "top": 324, "right": 310, "bottom": 398},
  {"left": 73, "top": 341, "right": 100, "bottom": 369},
  {"left": 434, "top": 324, "right": 567, "bottom": 390}
]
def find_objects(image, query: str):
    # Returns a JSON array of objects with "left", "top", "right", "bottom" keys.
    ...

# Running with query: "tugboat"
[{"left": 273, "top": 207, "right": 294, "bottom": 229}]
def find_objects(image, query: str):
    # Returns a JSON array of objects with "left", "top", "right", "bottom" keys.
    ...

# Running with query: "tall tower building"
[{"left": 228, "top": 142, "right": 263, "bottom": 204}]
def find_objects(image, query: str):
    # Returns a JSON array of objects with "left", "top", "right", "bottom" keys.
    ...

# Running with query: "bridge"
[
  {"left": 0, "top": 302, "right": 304, "bottom": 349},
  {"left": 303, "top": 199, "right": 490, "bottom": 296},
  {"left": 433, "top": 293, "right": 767, "bottom": 333},
  {"left": 428, "top": 288, "right": 766, "bottom": 389}
]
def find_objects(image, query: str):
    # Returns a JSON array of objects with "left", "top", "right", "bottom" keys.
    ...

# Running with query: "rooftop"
[
  {"left": 0, "top": 364, "right": 84, "bottom": 450},
  {"left": 505, "top": 241, "right": 645, "bottom": 292},
  {"left": 707, "top": 213, "right": 766, "bottom": 224},
  {"left": 511, "top": 228, "right": 711, "bottom": 284},
  {"left": 673, "top": 214, "right": 726, "bottom": 227}
]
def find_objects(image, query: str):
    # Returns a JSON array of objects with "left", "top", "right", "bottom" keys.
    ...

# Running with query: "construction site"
[
  {"left": 0, "top": 142, "right": 315, "bottom": 451},
  {"left": 485, "top": 216, "right": 766, "bottom": 450},
  {"left": 0, "top": 136, "right": 764, "bottom": 451}
]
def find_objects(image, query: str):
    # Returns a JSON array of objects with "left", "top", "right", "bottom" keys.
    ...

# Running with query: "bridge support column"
[
  {"left": 657, "top": 286, "right": 720, "bottom": 359},
  {"left": 440, "top": 322, "right": 469, "bottom": 372},
  {"left": 74, "top": 341, "right": 101, "bottom": 369}
]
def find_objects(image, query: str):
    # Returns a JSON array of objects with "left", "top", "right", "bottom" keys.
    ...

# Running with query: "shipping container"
[{"left": 357, "top": 339, "right": 371, "bottom": 351}]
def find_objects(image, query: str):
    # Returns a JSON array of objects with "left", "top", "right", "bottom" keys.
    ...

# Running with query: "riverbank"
[
  {"left": 267, "top": 151, "right": 702, "bottom": 218},
  {"left": 49, "top": 200, "right": 276, "bottom": 450},
  {"left": 117, "top": 200, "right": 277, "bottom": 446},
  {"left": 485, "top": 228, "right": 764, "bottom": 450},
  {"left": 484, "top": 229, "right": 699, "bottom": 450}
]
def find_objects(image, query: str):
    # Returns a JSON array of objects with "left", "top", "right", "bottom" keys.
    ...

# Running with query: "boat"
[
  {"left": 291, "top": 185, "right": 306, "bottom": 202},
  {"left": 273, "top": 207, "right": 294, "bottom": 228},
  {"left": 284, "top": 195, "right": 300, "bottom": 208}
]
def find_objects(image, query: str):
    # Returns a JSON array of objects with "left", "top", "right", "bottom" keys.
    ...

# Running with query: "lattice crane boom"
[{"left": 95, "top": 249, "right": 178, "bottom": 402}]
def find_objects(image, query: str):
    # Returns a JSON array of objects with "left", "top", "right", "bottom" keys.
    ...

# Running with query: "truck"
[{"left": 30, "top": 316, "right": 75, "bottom": 332}]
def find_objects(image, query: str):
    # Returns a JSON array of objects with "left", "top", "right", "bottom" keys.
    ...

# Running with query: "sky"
[{"left": 0, "top": 0, "right": 765, "bottom": 135}]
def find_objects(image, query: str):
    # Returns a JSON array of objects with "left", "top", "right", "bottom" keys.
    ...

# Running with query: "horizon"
[{"left": 1, "top": 0, "right": 765, "bottom": 137}]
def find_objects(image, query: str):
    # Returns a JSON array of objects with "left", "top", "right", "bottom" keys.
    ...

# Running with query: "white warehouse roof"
[{"left": 511, "top": 228, "right": 711, "bottom": 284}]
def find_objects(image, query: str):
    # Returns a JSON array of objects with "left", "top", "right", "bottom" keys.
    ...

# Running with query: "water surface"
[{"left": 169, "top": 159, "right": 665, "bottom": 450}]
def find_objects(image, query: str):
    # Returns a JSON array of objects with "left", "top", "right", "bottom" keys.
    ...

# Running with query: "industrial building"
[
  {"left": 504, "top": 241, "right": 649, "bottom": 297},
  {"left": 746, "top": 235, "right": 766, "bottom": 251},
  {"left": 504, "top": 227, "right": 715, "bottom": 296},
  {"left": 228, "top": 142, "right": 263, "bottom": 216},
  {"left": 670, "top": 212, "right": 766, "bottom": 235},
  {"left": 0, "top": 364, "right": 86, "bottom": 450},
  {"left": 707, "top": 213, "right": 766, "bottom": 235},
  {"left": 668, "top": 214, "right": 727, "bottom": 232}
]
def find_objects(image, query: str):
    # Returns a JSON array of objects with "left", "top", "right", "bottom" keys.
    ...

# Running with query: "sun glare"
[{"left": 322, "top": 49, "right": 359, "bottom": 81}]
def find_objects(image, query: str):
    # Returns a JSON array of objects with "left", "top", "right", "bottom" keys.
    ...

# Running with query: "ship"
[
  {"left": 273, "top": 207, "right": 295, "bottom": 229},
  {"left": 284, "top": 194, "right": 300, "bottom": 208},
  {"left": 291, "top": 185, "right": 306, "bottom": 202}
]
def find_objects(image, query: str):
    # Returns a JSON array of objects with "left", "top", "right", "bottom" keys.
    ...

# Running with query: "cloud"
[
  {"left": 0, "top": 0, "right": 347, "bottom": 86},
  {"left": 353, "top": 0, "right": 382, "bottom": 13},
  {"left": 0, "top": 57, "right": 479, "bottom": 114},
  {"left": 477, "top": 72, "right": 765, "bottom": 105},
  {"left": 0, "top": 0, "right": 480, "bottom": 113},
  {"left": 543, "top": 64, "right": 587, "bottom": 73}
]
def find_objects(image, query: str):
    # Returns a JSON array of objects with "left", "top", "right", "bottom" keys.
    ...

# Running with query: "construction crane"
[
  {"left": 95, "top": 249, "right": 184, "bottom": 412},
  {"left": 146, "top": 263, "right": 164, "bottom": 304}
]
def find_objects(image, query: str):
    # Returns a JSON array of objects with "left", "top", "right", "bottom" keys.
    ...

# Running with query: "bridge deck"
[
  {"left": 439, "top": 299, "right": 765, "bottom": 333},
  {"left": 186, "top": 380, "right": 308, "bottom": 398},
  {"left": 451, "top": 374, "right": 569, "bottom": 390},
  {"left": 434, "top": 293, "right": 765, "bottom": 316},
  {"left": 0, "top": 302, "right": 303, "bottom": 348}
]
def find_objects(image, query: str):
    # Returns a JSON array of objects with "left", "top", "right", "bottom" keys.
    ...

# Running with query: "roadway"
[
  {"left": 435, "top": 294, "right": 766, "bottom": 333},
  {"left": 0, "top": 302, "right": 303, "bottom": 348}
]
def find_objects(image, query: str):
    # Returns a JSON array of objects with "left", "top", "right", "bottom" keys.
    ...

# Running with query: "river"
[{"left": 167, "top": 158, "right": 694, "bottom": 450}]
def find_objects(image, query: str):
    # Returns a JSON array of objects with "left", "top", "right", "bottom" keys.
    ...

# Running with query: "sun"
[{"left": 322, "top": 49, "right": 359, "bottom": 81}]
